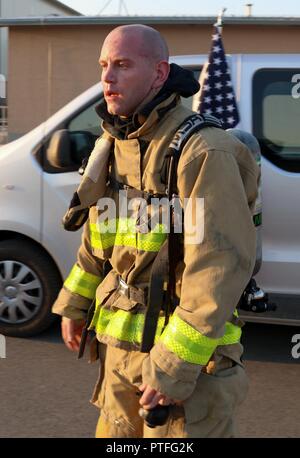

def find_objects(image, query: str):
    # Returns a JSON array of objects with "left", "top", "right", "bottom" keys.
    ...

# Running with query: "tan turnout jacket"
[{"left": 52, "top": 93, "right": 259, "bottom": 401}]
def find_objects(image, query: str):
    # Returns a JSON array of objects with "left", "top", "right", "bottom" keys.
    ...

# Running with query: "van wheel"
[{"left": 0, "top": 240, "right": 62, "bottom": 337}]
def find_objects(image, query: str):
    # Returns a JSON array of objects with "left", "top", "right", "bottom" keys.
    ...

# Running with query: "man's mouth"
[{"left": 105, "top": 91, "right": 120, "bottom": 99}]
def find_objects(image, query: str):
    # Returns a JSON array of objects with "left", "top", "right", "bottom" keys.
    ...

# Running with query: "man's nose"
[{"left": 102, "top": 65, "right": 116, "bottom": 83}]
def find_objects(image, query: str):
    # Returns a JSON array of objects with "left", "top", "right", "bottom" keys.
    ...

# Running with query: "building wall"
[
  {"left": 0, "top": 0, "right": 78, "bottom": 78},
  {"left": 7, "top": 22, "right": 300, "bottom": 138}
]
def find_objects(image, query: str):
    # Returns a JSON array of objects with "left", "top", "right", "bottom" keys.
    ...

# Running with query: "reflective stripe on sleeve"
[
  {"left": 159, "top": 313, "right": 242, "bottom": 365},
  {"left": 64, "top": 264, "right": 102, "bottom": 300}
]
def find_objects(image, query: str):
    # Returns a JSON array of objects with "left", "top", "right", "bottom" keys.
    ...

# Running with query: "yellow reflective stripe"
[
  {"left": 219, "top": 321, "right": 242, "bottom": 346},
  {"left": 89, "top": 303, "right": 241, "bottom": 359},
  {"left": 90, "top": 229, "right": 116, "bottom": 250},
  {"left": 64, "top": 264, "right": 101, "bottom": 299},
  {"left": 89, "top": 304, "right": 165, "bottom": 345},
  {"left": 138, "top": 227, "right": 167, "bottom": 252},
  {"left": 116, "top": 232, "right": 137, "bottom": 248},
  {"left": 159, "top": 314, "right": 242, "bottom": 365},
  {"left": 90, "top": 220, "right": 117, "bottom": 250},
  {"left": 90, "top": 219, "right": 167, "bottom": 252}
]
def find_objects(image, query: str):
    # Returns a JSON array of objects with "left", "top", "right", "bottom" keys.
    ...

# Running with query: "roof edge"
[{"left": 1, "top": 15, "right": 300, "bottom": 27}]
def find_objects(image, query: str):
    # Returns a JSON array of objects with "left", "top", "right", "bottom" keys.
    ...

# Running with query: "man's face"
[{"left": 99, "top": 32, "right": 159, "bottom": 116}]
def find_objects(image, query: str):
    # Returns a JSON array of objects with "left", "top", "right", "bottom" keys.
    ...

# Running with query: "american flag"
[{"left": 194, "top": 25, "right": 240, "bottom": 129}]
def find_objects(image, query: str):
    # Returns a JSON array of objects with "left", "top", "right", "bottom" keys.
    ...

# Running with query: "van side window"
[
  {"left": 65, "top": 100, "right": 103, "bottom": 169},
  {"left": 253, "top": 69, "right": 300, "bottom": 172},
  {"left": 68, "top": 100, "right": 102, "bottom": 137},
  {"left": 41, "top": 98, "right": 103, "bottom": 174}
]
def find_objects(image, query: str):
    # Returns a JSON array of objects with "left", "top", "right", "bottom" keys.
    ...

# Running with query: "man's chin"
[
  {"left": 106, "top": 102, "right": 133, "bottom": 117},
  {"left": 108, "top": 109, "right": 132, "bottom": 118},
  {"left": 107, "top": 105, "right": 116, "bottom": 115},
  {"left": 107, "top": 106, "right": 122, "bottom": 116}
]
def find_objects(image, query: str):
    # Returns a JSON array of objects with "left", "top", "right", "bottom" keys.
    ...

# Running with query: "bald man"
[
  {"left": 53, "top": 24, "right": 257, "bottom": 438},
  {"left": 100, "top": 24, "right": 170, "bottom": 117}
]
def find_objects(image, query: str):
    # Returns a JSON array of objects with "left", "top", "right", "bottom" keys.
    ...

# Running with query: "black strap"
[
  {"left": 140, "top": 114, "right": 223, "bottom": 352},
  {"left": 166, "top": 154, "right": 179, "bottom": 308},
  {"left": 167, "top": 114, "right": 223, "bottom": 297},
  {"left": 168, "top": 113, "right": 222, "bottom": 156},
  {"left": 141, "top": 240, "right": 169, "bottom": 352},
  {"left": 78, "top": 298, "right": 96, "bottom": 359}
]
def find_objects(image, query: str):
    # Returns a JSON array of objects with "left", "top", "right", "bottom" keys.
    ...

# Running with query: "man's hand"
[
  {"left": 61, "top": 317, "right": 86, "bottom": 352},
  {"left": 139, "top": 383, "right": 175, "bottom": 410}
]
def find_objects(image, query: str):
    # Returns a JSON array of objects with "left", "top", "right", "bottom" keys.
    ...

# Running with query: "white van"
[{"left": 0, "top": 54, "right": 300, "bottom": 336}]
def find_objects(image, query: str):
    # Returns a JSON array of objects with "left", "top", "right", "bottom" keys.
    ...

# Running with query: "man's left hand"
[{"left": 139, "top": 383, "right": 175, "bottom": 410}]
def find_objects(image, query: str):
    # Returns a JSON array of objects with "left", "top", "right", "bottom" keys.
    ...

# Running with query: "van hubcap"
[
  {"left": 0, "top": 261, "right": 43, "bottom": 324},
  {"left": 4, "top": 286, "right": 18, "bottom": 299}
]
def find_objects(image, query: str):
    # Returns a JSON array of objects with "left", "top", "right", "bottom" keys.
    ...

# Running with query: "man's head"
[{"left": 99, "top": 24, "right": 170, "bottom": 117}]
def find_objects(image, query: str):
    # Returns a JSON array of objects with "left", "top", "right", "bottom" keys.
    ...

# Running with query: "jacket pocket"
[
  {"left": 96, "top": 271, "right": 139, "bottom": 312},
  {"left": 96, "top": 271, "right": 119, "bottom": 305},
  {"left": 109, "top": 291, "right": 139, "bottom": 311},
  {"left": 183, "top": 364, "right": 249, "bottom": 424},
  {"left": 97, "top": 286, "right": 139, "bottom": 312}
]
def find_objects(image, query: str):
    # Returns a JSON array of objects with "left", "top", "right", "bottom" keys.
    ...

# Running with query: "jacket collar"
[{"left": 101, "top": 93, "right": 179, "bottom": 140}]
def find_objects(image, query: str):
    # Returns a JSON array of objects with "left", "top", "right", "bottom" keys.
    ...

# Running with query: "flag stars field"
[{"left": 194, "top": 24, "right": 240, "bottom": 129}]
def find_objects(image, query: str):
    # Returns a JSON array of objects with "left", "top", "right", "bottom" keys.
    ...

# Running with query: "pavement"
[{"left": 0, "top": 320, "right": 299, "bottom": 438}]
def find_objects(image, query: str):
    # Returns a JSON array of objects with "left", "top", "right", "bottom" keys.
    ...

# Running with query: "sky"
[{"left": 61, "top": 0, "right": 300, "bottom": 17}]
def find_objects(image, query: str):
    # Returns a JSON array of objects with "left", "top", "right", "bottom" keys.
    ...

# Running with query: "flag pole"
[
  {"left": 194, "top": 5, "right": 240, "bottom": 128},
  {"left": 215, "top": 7, "right": 227, "bottom": 32}
]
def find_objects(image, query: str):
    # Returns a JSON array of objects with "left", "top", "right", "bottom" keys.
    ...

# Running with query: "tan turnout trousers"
[{"left": 94, "top": 345, "right": 249, "bottom": 438}]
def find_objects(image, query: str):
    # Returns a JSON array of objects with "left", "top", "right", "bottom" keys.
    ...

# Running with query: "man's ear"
[{"left": 152, "top": 61, "right": 170, "bottom": 89}]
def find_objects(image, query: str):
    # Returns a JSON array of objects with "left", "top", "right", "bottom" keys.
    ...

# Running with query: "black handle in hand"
[
  {"left": 77, "top": 299, "right": 96, "bottom": 359},
  {"left": 138, "top": 405, "right": 170, "bottom": 428},
  {"left": 77, "top": 326, "right": 88, "bottom": 359}
]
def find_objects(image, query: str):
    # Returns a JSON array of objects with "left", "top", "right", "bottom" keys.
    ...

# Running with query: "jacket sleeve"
[
  {"left": 52, "top": 217, "right": 104, "bottom": 321},
  {"left": 142, "top": 138, "right": 259, "bottom": 400}
]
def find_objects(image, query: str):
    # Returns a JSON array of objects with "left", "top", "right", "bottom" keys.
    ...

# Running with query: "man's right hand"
[{"left": 61, "top": 317, "right": 86, "bottom": 352}]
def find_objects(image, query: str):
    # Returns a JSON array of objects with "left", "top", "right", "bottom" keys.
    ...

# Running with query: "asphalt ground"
[{"left": 0, "top": 321, "right": 299, "bottom": 438}]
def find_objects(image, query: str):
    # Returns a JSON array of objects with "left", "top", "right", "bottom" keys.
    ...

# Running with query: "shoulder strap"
[
  {"left": 167, "top": 113, "right": 223, "bottom": 197},
  {"left": 166, "top": 114, "right": 223, "bottom": 308},
  {"left": 169, "top": 113, "right": 223, "bottom": 155},
  {"left": 141, "top": 114, "right": 223, "bottom": 352}
]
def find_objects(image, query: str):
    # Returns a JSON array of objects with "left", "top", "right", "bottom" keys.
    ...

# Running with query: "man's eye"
[{"left": 119, "top": 62, "right": 127, "bottom": 68}]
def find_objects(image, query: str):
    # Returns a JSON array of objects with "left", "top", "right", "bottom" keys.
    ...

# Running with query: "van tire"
[{"left": 0, "top": 240, "right": 62, "bottom": 337}]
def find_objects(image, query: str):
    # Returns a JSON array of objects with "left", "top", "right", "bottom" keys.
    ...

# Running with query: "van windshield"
[{"left": 253, "top": 68, "right": 300, "bottom": 172}]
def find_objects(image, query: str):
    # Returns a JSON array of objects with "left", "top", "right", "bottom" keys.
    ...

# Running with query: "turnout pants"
[{"left": 94, "top": 345, "right": 248, "bottom": 438}]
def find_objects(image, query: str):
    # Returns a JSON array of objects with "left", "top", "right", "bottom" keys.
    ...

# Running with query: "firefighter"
[{"left": 52, "top": 24, "right": 259, "bottom": 438}]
